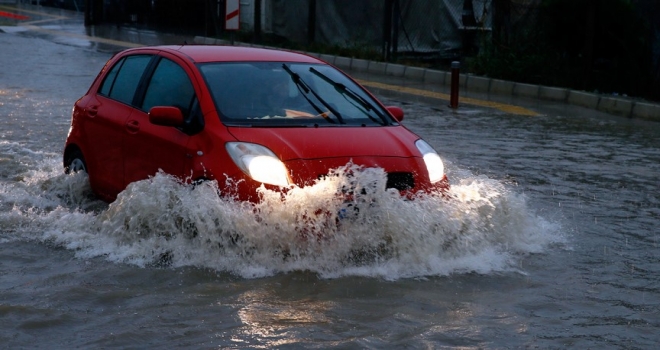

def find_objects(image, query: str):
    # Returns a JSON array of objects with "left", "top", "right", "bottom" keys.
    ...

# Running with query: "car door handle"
[
  {"left": 86, "top": 106, "right": 98, "bottom": 117},
  {"left": 125, "top": 120, "right": 140, "bottom": 133}
]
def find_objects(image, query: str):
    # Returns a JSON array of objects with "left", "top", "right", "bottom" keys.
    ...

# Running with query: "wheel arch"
[{"left": 63, "top": 144, "right": 83, "bottom": 168}]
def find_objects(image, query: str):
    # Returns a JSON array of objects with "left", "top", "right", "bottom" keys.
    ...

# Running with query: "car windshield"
[{"left": 198, "top": 62, "right": 394, "bottom": 127}]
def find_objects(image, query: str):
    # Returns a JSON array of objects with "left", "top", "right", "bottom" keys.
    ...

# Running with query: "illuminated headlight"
[
  {"left": 226, "top": 142, "right": 290, "bottom": 187},
  {"left": 415, "top": 139, "right": 445, "bottom": 183}
]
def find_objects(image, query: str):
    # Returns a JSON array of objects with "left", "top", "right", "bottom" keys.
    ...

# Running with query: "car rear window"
[{"left": 99, "top": 55, "right": 152, "bottom": 106}]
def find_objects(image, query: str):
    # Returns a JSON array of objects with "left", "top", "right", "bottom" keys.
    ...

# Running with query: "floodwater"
[{"left": 1, "top": 29, "right": 659, "bottom": 349}]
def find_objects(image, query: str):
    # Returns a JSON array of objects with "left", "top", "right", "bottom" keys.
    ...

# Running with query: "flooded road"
[{"left": 1, "top": 28, "right": 659, "bottom": 349}]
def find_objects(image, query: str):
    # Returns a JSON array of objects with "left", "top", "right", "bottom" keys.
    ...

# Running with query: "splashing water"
[{"left": 0, "top": 149, "right": 564, "bottom": 280}]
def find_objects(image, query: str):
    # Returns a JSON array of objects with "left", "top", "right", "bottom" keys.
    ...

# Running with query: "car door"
[
  {"left": 89, "top": 54, "right": 153, "bottom": 197},
  {"left": 122, "top": 55, "right": 198, "bottom": 187}
]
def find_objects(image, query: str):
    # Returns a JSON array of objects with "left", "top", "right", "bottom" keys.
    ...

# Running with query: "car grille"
[
  {"left": 317, "top": 171, "right": 415, "bottom": 192},
  {"left": 386, "top": 172, "right": 414, "bottom": 191}
]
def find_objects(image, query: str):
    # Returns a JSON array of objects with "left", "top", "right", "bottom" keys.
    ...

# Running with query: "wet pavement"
[{"left": 1, "top": 4, "right": 660, "bottom": 349}]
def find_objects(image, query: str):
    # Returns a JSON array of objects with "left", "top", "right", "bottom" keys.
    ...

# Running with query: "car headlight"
[
  {"left": 415, "top": 139, "right": 445, "bottom": 183},
  {"left": 226, "top": 142, "right": 290, "bottom": 187}
]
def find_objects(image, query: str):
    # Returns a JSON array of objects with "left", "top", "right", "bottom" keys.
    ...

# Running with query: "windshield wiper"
[
  {"left": 225, "top": 122, "right": 311, "bottom": 128},
  {"left": 282, "top": 64, "right": 344, "bottom": 124},
  {"left": 309, "top": 67, "right": 390, "bottom": 126}
]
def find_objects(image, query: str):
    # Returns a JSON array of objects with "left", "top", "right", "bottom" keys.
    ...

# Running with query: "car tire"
[{"left": 64, "top": 149, "right": 87, "bottom": 174}]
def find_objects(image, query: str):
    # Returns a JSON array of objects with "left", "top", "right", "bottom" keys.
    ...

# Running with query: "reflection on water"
[{"left": 234, "top": 289, "right": 332, "bottom": 347}]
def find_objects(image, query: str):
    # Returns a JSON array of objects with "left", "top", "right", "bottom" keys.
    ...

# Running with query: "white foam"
[{"left": 0, "top": 153, "right": 566, "bottom": 280}]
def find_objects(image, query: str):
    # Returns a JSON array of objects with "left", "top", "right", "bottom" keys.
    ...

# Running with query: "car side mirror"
[
  {"left": 386, "top": 106, "right": 404, "bottom": 122},
  {"left": 149, "top": 106, "right": 184, "bottom": 127}
]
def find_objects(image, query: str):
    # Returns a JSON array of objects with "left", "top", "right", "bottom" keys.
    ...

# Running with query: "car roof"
[{"left": 133, "top": 45, "right": 325, "bottom": 64}]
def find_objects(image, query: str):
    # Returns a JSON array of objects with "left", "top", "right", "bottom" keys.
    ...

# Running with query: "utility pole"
[
  {"left": 307, "top": 0, "right": 316, "bottom": 45},
  {"left": 383, "top": 0, "right": 393, "bottom": 61},
  {"left": 253, "top": 0, "right": 262, "bottom": 43}
]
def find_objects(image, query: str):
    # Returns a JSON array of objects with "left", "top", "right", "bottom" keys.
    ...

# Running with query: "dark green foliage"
[{"left": 469, "top": 0, "right": 654, "bottom": 99}]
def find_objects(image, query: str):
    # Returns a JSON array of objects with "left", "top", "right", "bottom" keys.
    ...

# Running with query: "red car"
[{"left": 63, "top": 45, "right": 448, "bottom": 202}]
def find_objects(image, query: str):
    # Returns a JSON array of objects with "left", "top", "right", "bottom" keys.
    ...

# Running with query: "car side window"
[
  {"left": 141, "top": 58, "right": 195, "bottom": 116},
  {"left": 98, "top": 60, "right": 121, "bottom": 96},
  {"left": 98, "top": 55, "right": 152, "bottom": 106}
]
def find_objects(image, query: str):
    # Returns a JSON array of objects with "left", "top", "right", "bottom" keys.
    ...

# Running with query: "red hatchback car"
[{"left": 63, "top": 45, "right": 448, "bottom": 202}]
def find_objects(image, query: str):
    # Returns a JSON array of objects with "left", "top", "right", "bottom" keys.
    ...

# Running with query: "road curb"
[{"left": 193, "top": 36, "right": 660, "bottom": 121}]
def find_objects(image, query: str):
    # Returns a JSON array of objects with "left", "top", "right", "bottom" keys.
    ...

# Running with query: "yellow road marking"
[{"left": 357, "top": 79, "right": 540, "bottom": 116}]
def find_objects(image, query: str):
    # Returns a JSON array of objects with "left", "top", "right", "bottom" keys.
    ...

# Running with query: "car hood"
[{"left": 227, "top": 126, "right": 421, "bottom": 161}]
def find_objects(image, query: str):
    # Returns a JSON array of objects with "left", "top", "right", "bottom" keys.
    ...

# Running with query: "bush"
[{"left": 469, "top": 0, "right": 654, "bottom": 99}]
